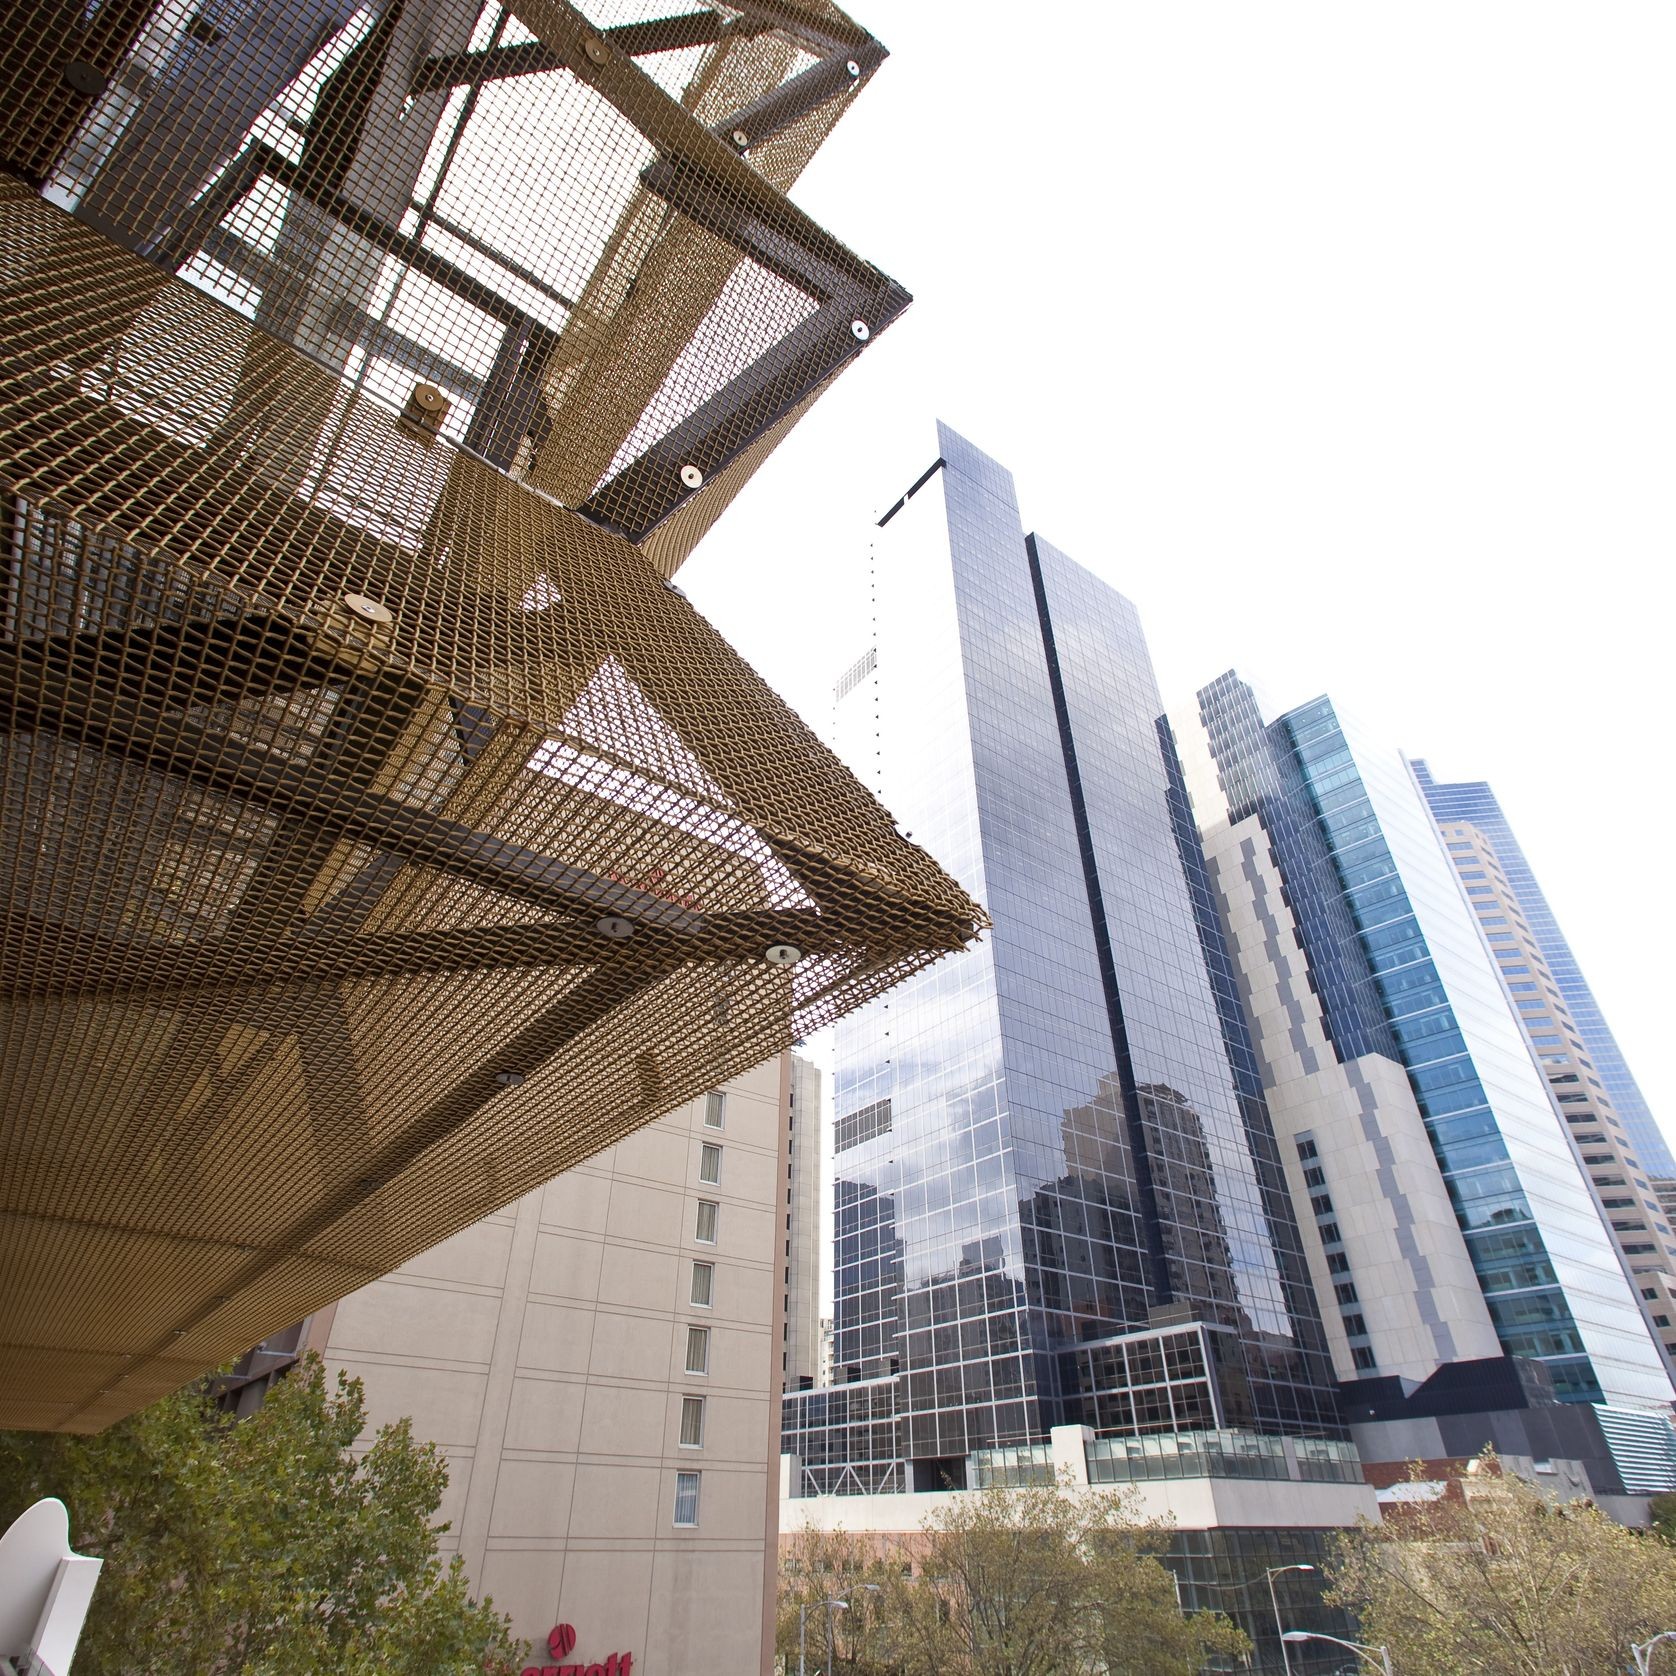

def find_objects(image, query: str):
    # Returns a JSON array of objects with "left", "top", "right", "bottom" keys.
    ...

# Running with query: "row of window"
[
  {"left": 1296, "top": 1136, "right": 1375, "bottom": 1373},
  {"left": 675, "top": 1090, "right": 727, "bottom": 1529}
]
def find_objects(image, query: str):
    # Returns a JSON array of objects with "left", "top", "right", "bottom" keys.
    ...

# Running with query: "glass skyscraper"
[
  {"left": 1411, "top": 762, "right": 1670, "bottom": 1177},
  {"left": 783, "top": 425, "right": 1341, "bottom": 1496},
  {"left": 1190, "top": 681, "right": 1671, "bottom": 1410}
]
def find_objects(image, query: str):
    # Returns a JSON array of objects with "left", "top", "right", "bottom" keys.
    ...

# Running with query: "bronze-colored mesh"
[
  {"left": 0, "top": 0, "right": 979, "bottom": 1433},
  {"left": 0, "top": 0, "right": 901, "bottom": 568}
]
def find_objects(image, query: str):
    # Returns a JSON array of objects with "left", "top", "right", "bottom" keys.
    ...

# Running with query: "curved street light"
[
  {"left": 1267, "top": 1564, "right": 1318, "bottom": 1676},
  {"left": 798, "top": 1597, "right": 849, "bottom": 1676},
  {"left": 1282, "top": 1628, "right": 1392, "bottom": 1675},
  {"left": 1633, "top": 1630, "right": 1676, "bottom": 1675}
]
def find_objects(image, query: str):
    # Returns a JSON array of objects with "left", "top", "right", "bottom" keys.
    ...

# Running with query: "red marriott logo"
[{"left": 521, "top": 1623, "right": 635, "bottom": 1676}]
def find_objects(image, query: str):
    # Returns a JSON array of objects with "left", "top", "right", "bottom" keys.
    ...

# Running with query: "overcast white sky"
[{"left": 681, "top": 2, "right": 1675, "bottom": 1142}]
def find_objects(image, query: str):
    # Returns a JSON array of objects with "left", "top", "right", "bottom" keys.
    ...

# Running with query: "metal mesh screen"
[
  {"left": 0, "top": 2, "right": 977, "bottom": 1433},
  {"left": 1, "top": 0, "right": 902, "bottom": 564}
]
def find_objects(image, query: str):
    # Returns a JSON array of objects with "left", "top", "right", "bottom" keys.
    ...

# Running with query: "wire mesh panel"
[
  {"left": 0, "top": 3, "right": 974, "bottom": 1433},
  {"left": 1, "top": 0, "right": 901, "bottom": 566}
]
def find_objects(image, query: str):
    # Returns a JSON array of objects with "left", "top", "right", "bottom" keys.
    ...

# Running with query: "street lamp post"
[
  {"left": 1266, "top": 1564, "right": 1317, "bottom": 1676},
  {"left": 858, "top": 1581, "right": 884, "bottom": 1671},
  {"left": 1633, "top": 1630, "right": 1676, "bottom": 1675},
  {"left": 825, "top": 1596, "right": 850, "bottom": 1676},
  {"left": 799, "top": 1598, "right": 849, "bottom": 1676},
  {"left": 1281, "top": 1629, "right": 1392, "bottom": 1676}
]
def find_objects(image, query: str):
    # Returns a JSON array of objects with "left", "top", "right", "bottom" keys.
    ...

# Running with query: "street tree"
[
  {"left": 778, "top": 1478, "right": 1248, "bottom": 1676},
  {"left": 1326, "top": 1448, "right": 1676, "bottom": 1676},
  {"left": 0, "top": 1353, "right": 523, "bottom": 1675}
]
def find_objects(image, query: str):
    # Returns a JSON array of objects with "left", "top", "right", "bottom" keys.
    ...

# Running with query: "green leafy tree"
[
  {"left": 1326, "top": 1448, "right": 1676, "bottom": 1676},
  {"left": 0, "top": 1354, "right": 523, "bottom": 1676},
  {"left": 777, "top": 1479, "right": 1247, "bottom": 1676}
]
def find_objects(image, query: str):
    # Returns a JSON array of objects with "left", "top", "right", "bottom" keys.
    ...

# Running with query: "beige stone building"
[
  {"left": 295, "top": 1056, "right": 791, "bottom": 1675},
  {"left": 1433, "top": 819, "right": 1676, "bottom": 1371},
  {"left": 783, "top": 1055, "right": 823, "bottom": 1393}
]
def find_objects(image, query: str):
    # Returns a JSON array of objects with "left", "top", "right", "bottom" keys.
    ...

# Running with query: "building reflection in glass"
[{"left": 783, "top": 426, "right": 1342, "bottom": 1494}]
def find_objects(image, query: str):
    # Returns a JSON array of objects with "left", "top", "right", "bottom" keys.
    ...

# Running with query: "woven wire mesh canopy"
[{"left": 0, "top": 0, "right": 983, "bottom": 1432}]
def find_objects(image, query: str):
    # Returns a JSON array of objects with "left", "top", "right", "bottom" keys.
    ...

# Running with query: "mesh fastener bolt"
[
  {"left": 850, "top": 320, "right": 870, "bottom": 341},
  {"left": 63, "top": 60, "right": 108, "bottom": 97},
  {"left": 764, "top": 943, "right": 804, "bottom": 966},
  {"left": 731, "top": 128, "right": 750, "bottom": 149},
  {"left": 595, "top": 915, "right": 636, "bottom": 940},
  {"left": 583, "top": 35, "right": 610, "bottom": 65},
  {"left": 846, "top": 59, "right": 861, "bottom": 77},
  {"left": 680, "top": 463, "right": 704, "bottom": 488},
  {"left": 342, "top": 592, "right": 394, "bottom": 625}
]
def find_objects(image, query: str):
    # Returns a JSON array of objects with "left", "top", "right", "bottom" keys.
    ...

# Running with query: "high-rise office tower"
[
  {"left": 0, "top": 0, "right": 984, "bottom": 1430},
  {"left": 1412, "top": 764, "right": 1669, "bottom": 1176},
  {"left": 782, "top": 431, "right": 1375, "bottom": 1673},
  {"left": 1177, "top": 677, "right": 1676, "bottom": 1501},
  {"left": 1411, "top": 768, "right": 1676, "bottom": 1366}
]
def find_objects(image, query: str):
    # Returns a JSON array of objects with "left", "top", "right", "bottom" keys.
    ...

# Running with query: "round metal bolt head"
[
  {"left": 850, "top": 319, "right": 870, "bottom": 341},
  {"left": 63, "top": 60, "right": 108, "bottom": 97},
  {"left": 846, "top": 59, "right": 861, "bottom": 77},
  {"left": 410, "top": 383, "right": 446, "bottom": 410},
  {"left": 583, "top": 35, "right": 610, "bottom": 64},
  {"left": 595, "top": 915, "right": 636, "bottom": 940},
  {"left": 680, "top": 463, "right": 704, "bottom": 489},
  {"left": 493, "top": 1070, "right": 527, "bottom": 1089},
  {"left": 731, "top": 128, "right": 750, "bottom": 148},
  {"left": 764, "top": 943, "right": 804, "bottom": 966},
  {"left": 342, "top": 592, "right": 394, "bottom": 625}
]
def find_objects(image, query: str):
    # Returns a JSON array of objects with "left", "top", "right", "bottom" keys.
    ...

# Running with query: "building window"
[
  {"left": 1479, "top": 915, "right": 1508, "bottom": 926},
  {"left": 699, "top": 1143, "right": 723, "bottom": 1185},
  {"left": 680, "top": 1395, "right": 706, "bottom": 1447},
  {"left": 1656, "top": 1317, "right": 1671, "bottom": 1330},
  {"left": 1303, "top": 1166, "right": 1327, "bottom": 1189},
  {"left": 1351, "top": 1345, "right": 1377, "bottom": 1372},
  {"left": 695, "top": 1200, "right": 719, "bottom": 1244},
  {"left": 1296, "top": 1138, "right": 1318, "bottom": 1160},
  {"left": 691, "top": 1261, "right": 715, "bottom": 1307},
  {"left": 673, "top": 1470, "right": 701, "bottom": 1526},
  {"left": 1319, "top": 1222, "right": 1341, "bottom": 1244},
  {"left": 1310, "top": 1194, "right": 1334, "bottom": 1218},
  {"left": 1448, "top": 842, "right": 1474, "bottom": 851},
  {"left": 1326, "top": 1251, "right": 1351, "bottom": 1275},
  {"left": 1341, "top": 1313, "right": 1368, "bottom": 1337},
  {"left": 1334, "top": 1282, "right": 1359, "bottom": 1306},
  {"left": 705, "top": 1090, "right": 726, "bottom": 1129},
  {"left": 685, "top": 1326, "right": 710, "bottom": 1375}
]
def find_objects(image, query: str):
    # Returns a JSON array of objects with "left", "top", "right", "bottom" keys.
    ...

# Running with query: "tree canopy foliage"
[
  {"left": 778, "top": 1478, "right": 1248, "bottom": 1676},
  {"left": 0, "top": 1354, "right": 523, "bottom": 1675},
  {"left": 1326, "top": 1449, "right": 1676, "bottom": 1676}
]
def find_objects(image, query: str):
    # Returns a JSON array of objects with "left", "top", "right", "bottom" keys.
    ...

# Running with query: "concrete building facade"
[
  {"left": 303, "top": 1057, "right": 791, "bottom": 1675},
  {"left": 783, "top": 1055, "right": 823, "bottom": 1393}
]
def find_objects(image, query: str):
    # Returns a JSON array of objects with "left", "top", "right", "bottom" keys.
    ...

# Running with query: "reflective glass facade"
[
  {"left": 1411, "top": 761, "right": 1672, "bottom": 1176},
  {"left": 783, "top": 427, "right": 1340, "bottom": 1486},
  {"left": 1195, "top": 682, "right": 1671, "bottom": 1409}
]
